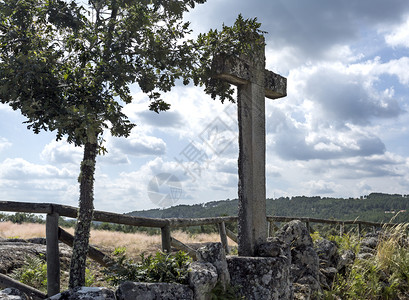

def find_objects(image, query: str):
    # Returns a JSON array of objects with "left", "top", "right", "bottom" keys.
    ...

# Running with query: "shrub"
[
  {"left": 104, "top": 248, "right": 192, "bottom": 286},
  {"left": 325, "top": 223, "right": 409, "bottom": 299}
]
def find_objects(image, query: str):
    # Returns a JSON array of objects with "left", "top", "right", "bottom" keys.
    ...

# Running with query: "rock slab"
[
  {"left": 0, "top": 288, "right": 27, "bottom": 300},
  {"left": 47, "top": 287, "right": 115, "bottom": 300},
  {"left": 116, "top": 281, "right": 194, "bottom": 300}
]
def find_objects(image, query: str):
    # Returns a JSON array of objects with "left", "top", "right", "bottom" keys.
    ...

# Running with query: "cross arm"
[{"left": 212, "top": 54, "right": 287, "bottom": 100}]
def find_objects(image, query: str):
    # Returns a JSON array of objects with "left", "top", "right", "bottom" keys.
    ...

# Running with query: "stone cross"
[{"left": 212, "top": 44, "right": 287, "bottom": 256}]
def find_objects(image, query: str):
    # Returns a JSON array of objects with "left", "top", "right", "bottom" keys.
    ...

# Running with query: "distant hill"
[{"left": 127, "top": 193, "right": 409, "bottom": 223}]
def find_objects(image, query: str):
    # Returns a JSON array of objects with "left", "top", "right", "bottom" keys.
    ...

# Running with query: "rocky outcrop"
[
  {"left": 274, "top": 220, "right": 321, "bottom": 299},
  {"left": 0, "top": 239, "right": 72, "bottom": 274}
]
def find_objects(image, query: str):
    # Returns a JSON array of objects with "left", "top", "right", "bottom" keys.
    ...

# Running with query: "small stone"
[
  {"left": 357, "top": 252, "right": 374, "bottom": 260},
  {"left": 360, "top": 237, "right": 378, "bottom": 249},
  {"left": 0, "top": 288, "right": 28, "bottom": 300},
  {"left": 47, "top": 287, "right": 116, "bottom": 300},
  {"left": 337, "top": 250, "right": 355, "bottom": 272},
  {"left": 359, "top": 246, "right": 375, "bottom": 254}
]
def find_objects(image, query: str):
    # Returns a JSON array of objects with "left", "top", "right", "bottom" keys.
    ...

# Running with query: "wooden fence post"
[
  {"left": 339, "top": 222, "right": 345, "bottom": 236},
  {"left": 225, "top": 228, "right": 238, "bottom": 244},
  {"left": 218, "top": 221, "right": 229, "bottom": 254},
  {"left": 358, "top": 223, "right": 362, "bottom": 239},
  {"left": 161, "top": 225, "right": 171, "bottom": 253},
  {"left": 268, "top": 221, "right": 275, "bottom": 237},
  {"left": 305, "top": 221, "right": 310, "bottom": 233},
  {"left": 46, "top": 212, "right": 60, "bottom": 297}
]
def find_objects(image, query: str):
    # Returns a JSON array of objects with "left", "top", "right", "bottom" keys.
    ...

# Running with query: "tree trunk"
[{"left": 69, "top": 140, "right": 98, "bottom": 288}]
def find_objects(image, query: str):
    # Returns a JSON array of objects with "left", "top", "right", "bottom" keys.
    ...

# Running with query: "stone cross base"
[{"left": 227, "top": 256, "right": 292, "bottom": 300}]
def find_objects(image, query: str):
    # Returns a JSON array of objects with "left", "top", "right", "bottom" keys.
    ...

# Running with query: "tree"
[
  {"left": 0, "top": 0, "right": 206, "bottom": 288},
  {"left": 0, "top": 1, "right": 266, "bottom": 287}
]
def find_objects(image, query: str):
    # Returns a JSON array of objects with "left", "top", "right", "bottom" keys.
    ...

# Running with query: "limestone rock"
[
  {"left": 47, "top": 287, "right": 115, "bottom": 300},
  {"left": 227, "top": 256, "right": 292, "bottom": 300},
  {"left": 275, "top": 220, "right": 313, "bottom": 248},
  {"left": 337, "top": 250, "right": 355, "bottom": 272},
  {"left": 196, "top": 243, "right": 230, "bottom": 287},
  {"left": 359, "top": 245, "right": 375, "bottom": 254},
  {"left": 361, "top": 237, "right": 378, "bottom": 249},
  {"left": 274, "top": 221, "right": 321, "bottom": 298},
  {"left": 0, "top": 288, "right": 27, "bottom": 300},
  {"left": 320, "top": 267, "right": 338, "bottom": 288},
  {"left": 0, "top": 239, "right": 72, "bottom": 274},
  {"left": 188, "top": 262, "right": 218, "bottom": 300},
  {"left": 357, "top": 252, "right": 374, "bottom": 260},
  {"left": 257, "top": 238, "right": 289, "bottom": 258},
  {"left": 293, "top": 283, "right": 312, "bottom": 300},
  {"left": 116, "top": 281, "right": 194, "bottom": 300},
  {"left": 314, "top": 239, "right": 338, "bottom": 268}
]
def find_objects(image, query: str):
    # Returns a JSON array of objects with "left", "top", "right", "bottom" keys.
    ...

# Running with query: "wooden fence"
[{"left": 0, "top": 200, "right": 399, "bottom": 298}]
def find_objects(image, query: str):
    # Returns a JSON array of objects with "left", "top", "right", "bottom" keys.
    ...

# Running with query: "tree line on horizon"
[{"left": 128, "top": 192, "right": 409, "bottom": 224}]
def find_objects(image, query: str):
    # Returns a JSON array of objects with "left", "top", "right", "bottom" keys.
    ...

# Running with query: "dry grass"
[
  {"left": 0, "top": 221, "right": 46, "bottom": 239},
  {"left": 0, "top": 222, "right": 234, "bottom": 257}
]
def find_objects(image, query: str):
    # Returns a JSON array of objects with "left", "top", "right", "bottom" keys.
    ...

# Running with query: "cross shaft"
[{"left": 212, "top": 51, "right": 286, "bottom": 256}]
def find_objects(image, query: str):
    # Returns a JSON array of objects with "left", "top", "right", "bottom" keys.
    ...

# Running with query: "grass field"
[{"left": 0, "top": 221, "right": 234, "bottom": 257}]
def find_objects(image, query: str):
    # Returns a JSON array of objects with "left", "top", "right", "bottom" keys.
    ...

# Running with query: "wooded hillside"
[{"left": 128, "top": 193, "right": 409, "bottom": 223}]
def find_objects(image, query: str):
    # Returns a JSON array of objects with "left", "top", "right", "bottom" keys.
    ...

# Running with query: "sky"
[{"left": 1, "top": 0, "right": 409, "bottom": 213}]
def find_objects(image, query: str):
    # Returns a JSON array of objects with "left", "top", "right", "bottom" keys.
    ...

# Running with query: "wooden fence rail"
[{"left": 0, "top": 200, "right": 402, "bottom": 297}]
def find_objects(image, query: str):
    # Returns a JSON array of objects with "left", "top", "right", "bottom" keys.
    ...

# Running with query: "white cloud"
[
  {"left": 40, "top": 140, "right": 82, "bottom": 164},
  {"left": 0, "top": 158, "right": 76, "bottom": 180},
  {"left": 0, "top": 158, "right": 79, "bottom": 206},
  {"left": 384, "top": 16, "right": 409, "bottom": 48},
  {"left": 0, "top": 137, "right": 11, "bottom": 152},
  {"left": 111, "top": 130, "right": 166, "bottom": 157}
]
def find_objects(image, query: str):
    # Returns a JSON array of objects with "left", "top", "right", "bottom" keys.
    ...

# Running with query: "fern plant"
[
  {"left": 11, "top": 255, "right": 47, "bottom": 292},
  {"left": 104, "top": 248, "right": 192, "bottom": 286}
]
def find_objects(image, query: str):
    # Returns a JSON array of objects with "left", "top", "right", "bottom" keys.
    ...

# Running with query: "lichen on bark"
[{"left": 69, "top": 141, "right": 98, "bottom": 288}]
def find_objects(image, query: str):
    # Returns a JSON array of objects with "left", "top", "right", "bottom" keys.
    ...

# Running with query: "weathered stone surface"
[
  {"left": 116, "top": 281, "right": 193, "bottom": 300},
  {"left": 293, "top": 283, "right": 312, "bottom": 300},
  {"left": 212, "top": 38, "right": 287, "bottom": 256},
  {"left": 314, "top": 239, "right": 338, "bottom": 268},
  {"left": 0, "top": 288, "right": 27, "bottom": 300},
  {"left": 275, "top": 220, "right": 314, "bottom": 248},
  {"left": 337, "top": 249, "right": 355, "bottom": 272},
  {"left": 188, "top": 262, "right": 218, "bottom": 300},
  {"left": 320, "top": 267, "right": 338, "bottom": 288},
  {"left": 256, "top": 239, "right": 286, "bottom": 258},
  {"left": 0, "top": 239, "right": 72, "bottom": 274},
  {"left": 361, "top": 237, "right": 378, "bottom": 249},
  {"left": 47, "top": 287, "right": 115, "bottom": 300},
  {"left": 274, "top": 221, "right": 321, "bottom": 298},
  {"left": 357, "top": 252, "right": 374, "bottom": 260},
  {"left": 359, "top": 245, "right": 375, "bottom": 254},
  {"left": 196, "top": 243, "right": 230, "bottom": 287},
  {"left": 227, "top": 256, "right": 292, "bottom": 300}
]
